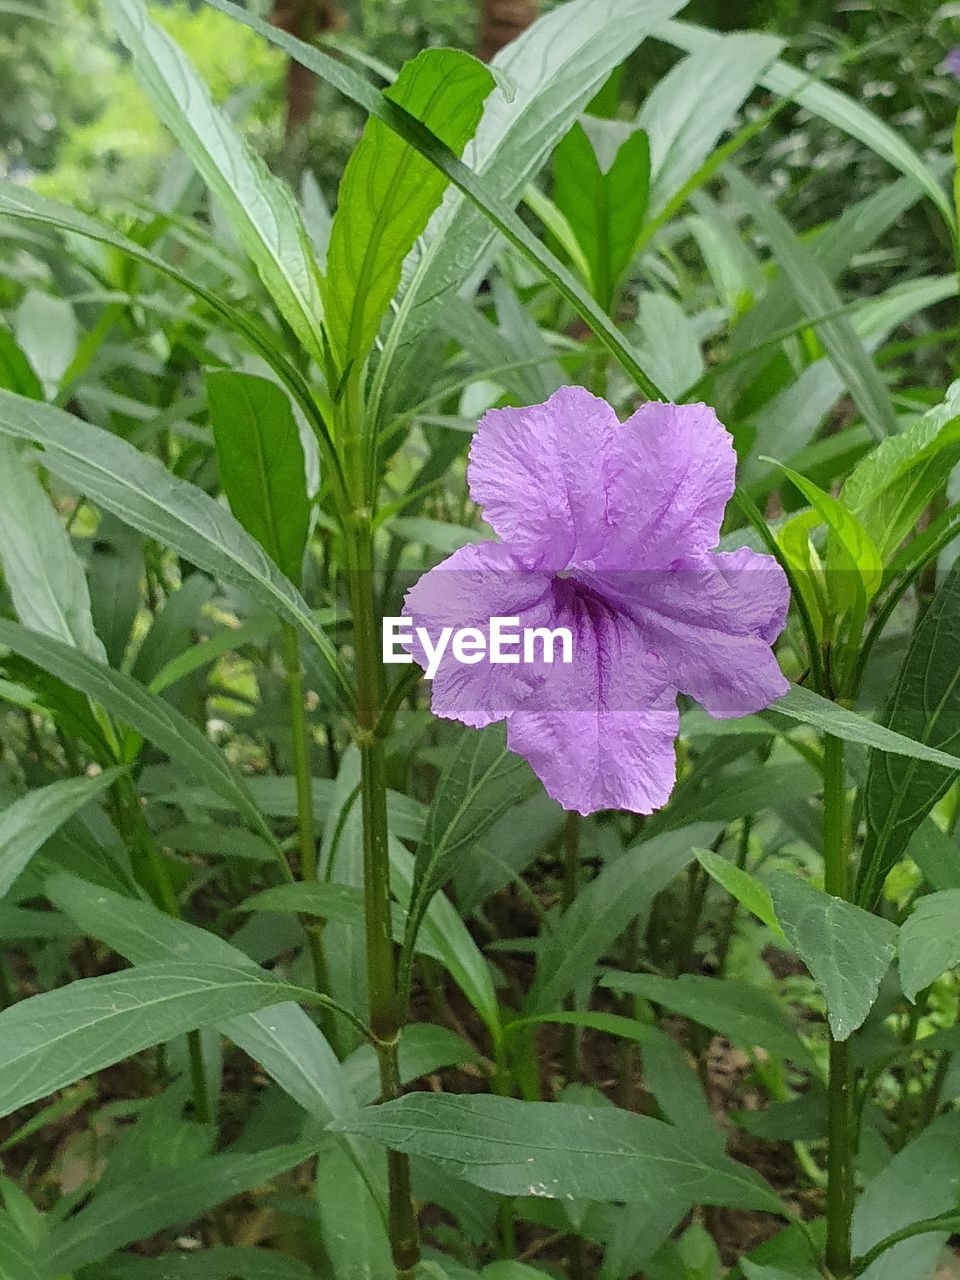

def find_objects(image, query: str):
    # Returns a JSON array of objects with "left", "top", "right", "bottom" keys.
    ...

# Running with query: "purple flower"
[
  {"left": 403, "top": 388, "right": 789, "bottom": 815},
  {"left": 945, "top": 46, "right": 960, "bottom": 79}
]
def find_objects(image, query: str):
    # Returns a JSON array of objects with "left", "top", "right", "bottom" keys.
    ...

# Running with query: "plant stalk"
[
  {"left": 561, "top": 809, "right": 581, "bottom": 1082},
  {"left": 347, "top": 510, "right": 419, "bottom": 1280},
  {"left": 280, "top": 622, "right": 317, "bottom": 882},
  {"left": 823, "top": 732, "right": 854, "bottom": 1279},
  {"left": 280, "top": 621, "right": 331, "bottom": 1005}
]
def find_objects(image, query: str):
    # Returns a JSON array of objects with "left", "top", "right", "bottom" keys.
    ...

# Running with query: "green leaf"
[
  {"left": 0, "top": 961, "right": 316, "bottom": 1119},
  {"left": 770, "top": 461, "right": 883, "bottom": 612},
  {"left": 324, "top": 47, "right": 492, "bottom": 370},
  {"left": 695, "top": 847, "right": 785, "bottom": 938},
  {"left": 240, "top": 880, "right": 444, "bottom": 966},
  {"left": 207, "top": 372, "right": 310, "bottom": 588},
  {"left": 0, "top": 323, "right": 43, "bottom": 400},
  {"left": 104, "top": 0, "right": 326, "bottom": 365},
  {"left": 768, "top": 873, "right": 897, "bottom": 1040},
  {"left": 389, "top": 516, "right": 486, "bottom": 555},
  {"left": 0, "top": 438, "right": 106, "bottom": 662},
  {"left": 599, "top": 972, "right": 814, "bottom": 1066},
  {"left": 400, "top": 724, "right": 535, "bottom": 997},
  {"left": 45, "top": 873, "right": 361, "bottom": 1132},
  {"left": 769, "top": 684, "right": 960, "bottom": 772},
  {"left": 526, "top": 825, "right": 717, "bottom": 1015},
  {"left": 95, "top": 1248, "right": 315, "bottom": 1280},
  {"left": 378, "top": 0, "right": 685, "bottom": 374},
  {"left": 0, "top": 619, "right": 279, "bottom": 851},
  {"left": 553, "top": 120, "right": 650, "bottom": 308},
  {"left": 43, "top": 1144, "right": 319, "bottom": 1273},
  {"left": 906, "top": 820, "right": 960, "bottom": 892},
  {"left": 728, "top": 167, "right": 899, "bottom": 440},
  {"left": 205, "top": 0, "right": 673, "bottom": 404},
  {"left": 898, "top": 890, "right": 960, "bottom": 1002},
  {"left": 857, "top": 565, "right": 960, "bottom": 908},
  {"left": 87, "top": 516, "right": 145, "bottom": 668},
  {"left": 637, "top": 32, "right": 782, "bottom": 216},
  {"left": 312, "top": 1132, "right": 392, "bottom": 1279},
  {"left": 0, "top": 769, "right": 123, "bottom": 899},
  {"left": 842, "top": 383, "right": 960, "bottom": 560},
  {"left": 659, "top": 19, "right": 954, "bottom": 231},
  {"left": 0, "top": 389, "right": 348, "bottom": 705},
  {"left": 0, "top": 184, "right": 314, "bottom": 408},
  {"left": 851, "top": 1112, "right": 960, "bottom": 1280},
  {"left": 333, "top": 1093, "right": 782, "bottom": 1211},
  {"left": 13, "top": 290, "right": 77, "bottom": 400},
  {"left": 635, "top": 291, "right": 703, "bottom": 400}
]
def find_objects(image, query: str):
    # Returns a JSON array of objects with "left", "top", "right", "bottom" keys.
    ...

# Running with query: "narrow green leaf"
[
  {"left": 769, "top": 684, "right": 960, "bottom": 772},
  {"left": 553, "top": 121, "right": 650, "bottom": 307},
  {"left": 0, "top": 961, "right": 316, "bottom": 1119},
  {"left": 0, "top": 438, "right": 106, "bottom": 662},
  {"left": 0, "top": 323, "right": 43, "bottom": 400},
  {"left": 899, "top": 890, "right": 960, "bottom": 1002},
  {"left": 695, "top": 847, "right": 785, "bottom": 938},
  {"left": 87, "top": 516, "right": 145, "bottom": 668},
  {"left": 771, "top": 461, "right": 883, "bottom": 611},
  {"left": 599, "top": 971, "right": 813, "bottom": 1066},
  {"left": 659, "top": 18, "right": 954, "bottom": 231},
  {"left": 857, "top": 565, "right": 960, "bottom": 908},
  {"left": 0, "top": 769, "right": 122, "bottom": 899},
  {"left": 148, "top": 614, "right": 279, "bottom": 695},
  {"left": 728, "top": 167, "right": 899, "bottom": 440},
  {"left": 527, "top": 825, "right": 717, "bottom": 1015},
  {"left": 0, "top": 183, "right": 316, "bottom": 413},
  {"left": 45, "top": 873, "right": 361, "bottom": 1132},
  {"left": 638, "top": 32, "right": 782, "bottom": 216},
  {"left": 324, "top": 47, "right": 493, "bottom": 370},
  {"left": 0, "top": 619, "right": 278, "bottom": 850},
  {"left": 13, "top": 290, "right": 76, "bottom": 401},
  {"left": 208, "top": 372, "right": 310, "bottom": 588},
  {"left": 768, "top": 873, "right": 897, "bottom": 1040},
  {"left": 334, "top": 1093, "right": 782, "bottom": 1211},
  {"left": 204, "top": 0, "right": 672, "bottom": 403},
  {"left": 842, "top": 383, "right": 960, "bottom": 560},
  {"left": 400, "top": 723, "right": 536, "bottom": 997},
  {"left": 851, "top": 1112, "right": 960, "bottom": 1280},
  {"left": 104, "top": 0, "right": 326, "bottom": 365},
  {"left": 0, "top": 389, "right": 348, "bottom": 705},
  {"left": 95, "top": 1248, "right": 315, "bottom": 1280},
  {"left": 44, "top": 1144, "right": 319, "bottom": 1273}
]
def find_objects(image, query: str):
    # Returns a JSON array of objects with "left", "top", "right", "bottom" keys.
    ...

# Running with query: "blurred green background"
[{"left": 3, "top": 0, "right": 956, "bottom": 220}]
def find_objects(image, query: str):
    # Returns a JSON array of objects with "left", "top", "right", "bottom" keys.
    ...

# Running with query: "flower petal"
[
  {"left": 402, "top": 541, "right": 555, "bottom": 728},
  {"left": 505, "top": 589, "right": 679, "bottom": 815},
  {"left": 467, "top": 386, "right": 621, "bottom": 571},
  {"left": 595, "top": 547, "right": 790, "bottom": 717},
  {"left": 596, "top": 401, "right": 737, "bottom": 569}
]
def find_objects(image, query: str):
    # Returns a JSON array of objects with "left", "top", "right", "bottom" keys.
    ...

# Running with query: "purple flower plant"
[
  {"left": 403, "top": 387, "right": 790, "bottom": 815},
  {"left": 945, "top": 46, "right": 960, "bottom": 79}
]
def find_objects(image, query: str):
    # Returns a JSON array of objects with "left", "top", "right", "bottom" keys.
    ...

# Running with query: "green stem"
[
  {"left": 115, "top": 776, "right": 212, "bottom": 1125},
  {"left": 561, "top": 810, "right": 581, "bottom": 1083},
  {"left": 187, "top": 1029, "right": 213, "bottom": 1126},
  {"left": 280, "top": 623, "right": 317, "bottom": 882},
  {"left": 823, "top": 733, "right": 854, "bottom": 1280},
  {"left": 347, "top": 510, "right": 419, "bottom": 1280},
  {"left": 716, "top": 816, "right": 752, "bottom": 975},
  {"left": 280, "top": 622, "right": 332, "bottom": 1007}
]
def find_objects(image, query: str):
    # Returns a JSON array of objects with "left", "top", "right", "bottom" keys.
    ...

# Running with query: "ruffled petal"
[
  {"left": 505, "top": 586, "right": 679, "bottom": 815},
  {"left": 467, "top": 386, "right": 621, "bottom": 571},
  {"left": 401, "top": 541, "right": 556, "bottom": 728},
  {"left": 596, "top": 401, "right": 737, "bottom": 570},
  {"left": 591, "top": 547, "right": 790, "bottom": 718}
]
